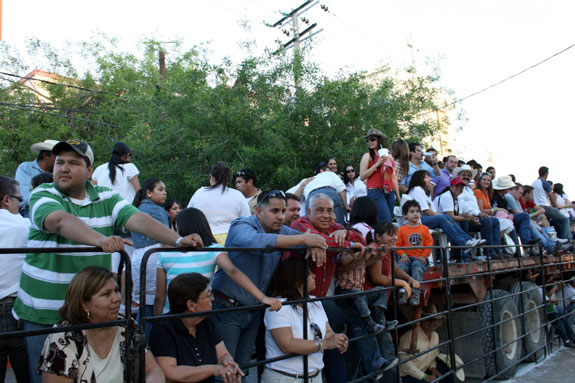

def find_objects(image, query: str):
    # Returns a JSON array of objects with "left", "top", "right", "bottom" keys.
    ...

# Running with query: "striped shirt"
[
  {"left": 156, "top": 243, "right": 223, "bottom": 313},
  {"left": 13, "top": 181, "right": 139, "bottom": 325}
]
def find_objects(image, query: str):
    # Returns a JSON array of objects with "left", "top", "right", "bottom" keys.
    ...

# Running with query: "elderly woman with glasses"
[
  {"left": 343, "top": 164, "right": 367, "bottom": 210},
  {"left": 262, "top": 257, "right": 348, "bottom": 383},
  {"left": 150, "top": 273, "right": 244, "bottom": 383}
]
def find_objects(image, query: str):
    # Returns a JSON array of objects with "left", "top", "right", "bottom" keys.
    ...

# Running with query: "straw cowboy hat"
[
  {"left": 30, "top": 139, "right": 59, "bottom": 153},
  {"left": 437, "top": 353, "right": 465, "bottom": 381},
  {"left": 452, "top": 164, "right": 477, "bottom": 180},
  {"left": 361, "top": 127, "right": 386, "bottom": 140},
  {"left": 492, "top": 175, "right": 515, "bottom": 190}
]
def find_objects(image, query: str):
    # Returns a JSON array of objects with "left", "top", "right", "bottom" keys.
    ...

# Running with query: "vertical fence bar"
[
  {"left": 539, "top": 245, "right": 551, "bottom": 357},
  {"left": 303, "top": 260, "right": 309, "bottom": 383},
  {"left": 486, "top": 244, "right": 499, "bottom": 375},
  {"left": 442, "top": 243, "right": 457, "bottom": 382}
]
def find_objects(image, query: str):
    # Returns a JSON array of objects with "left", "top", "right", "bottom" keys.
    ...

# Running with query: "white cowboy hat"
[
  {"left": 452, "top": 164, "right": 477, "bottom": 180},
  {"left": 492, "top": 175, "right": 515, "bottom": 190},
  {"left": 30, "top": 139, "right": 59, "bottom": 153},
  {"left": 437, "top": 353, "right": 465, "bottom": 381}
]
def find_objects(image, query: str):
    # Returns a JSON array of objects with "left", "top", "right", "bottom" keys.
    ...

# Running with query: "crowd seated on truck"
[{"left": 3, "top": 136, "right": 575, "bottom": 382}]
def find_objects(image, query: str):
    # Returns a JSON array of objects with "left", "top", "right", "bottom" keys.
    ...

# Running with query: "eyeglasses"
[
  {"left": 365, "top": 137, "right": 378, "bottom": 143},
  {"left": 8, "top": 195, "right": 23, "bottom": 203},
  {"left": 257, "top": 190, "right": 286, "bottom": 206},
  {"left": 310, "top": 322, "right": 322, "bottom": 340},
  {"left": 346, "top": 169, "right": 356, "bottom": 173}
]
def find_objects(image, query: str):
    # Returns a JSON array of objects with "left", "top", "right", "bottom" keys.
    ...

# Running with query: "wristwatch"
[
  {"left": 175, "top": 237, "right": 183, "bottom": 247},
  {"left": 314, "top": 339, "right": 324, "bottom": 353}
]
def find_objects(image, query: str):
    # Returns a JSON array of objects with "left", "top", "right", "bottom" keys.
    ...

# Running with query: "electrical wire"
[
  {"left": 419, "top": 42, "right": 575, "bottom": 116},
  {"left": 0, "top": 102, "right": 121, "bottom": 128},
  {"left": 1, "top": 102, "right": 101, "bottom": 114},
  {"left": 0, "top": 71, "right": 111, "bottom": 95}
]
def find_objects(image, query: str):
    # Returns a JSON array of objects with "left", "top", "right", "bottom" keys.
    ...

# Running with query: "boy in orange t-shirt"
[{"left": 396, "top": 200, "right": 432, "bottom": 305}]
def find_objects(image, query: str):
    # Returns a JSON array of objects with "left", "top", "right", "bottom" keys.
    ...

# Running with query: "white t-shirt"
[
  {"left": 264, "top": 299, "right": 328, "bottom": 374},
  {"left": 188, "top": 186, "right": 250, "bottom": 235},
  {"left": 92, "top": 162, "right": 140, "bottom": 204},
  {"left": 346, "top": 179, "right": 367, "bottom": 205},
  {"left": 434, "top": 191, "right": 458, "bottom": 215},
  {"left": 0, "top": 210, "right": 30, "bottom": 299},
  {"left": 408, "top": 186, "right": 436, "bottom": 213},
  {"left": 289, "top": 172, "right": 346, "bottom": 201},
  {"left": 458, "top": 186, "right": 481, "bottom": 215},
  {"left": 532, "top": 179, "right": 551, "bottom": 207}
]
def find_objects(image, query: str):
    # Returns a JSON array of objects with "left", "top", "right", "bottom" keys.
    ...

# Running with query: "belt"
[
  {"left": 367, "top": 187, "right": 393, "bottom": 193},
  {"left": 213, "top": 290, "right": 241, "bottom": 306},
  {"left": 268, "top": 367, "right": 321, "bottom": 379},
  {"left": 310, "top": 186, "right": 337, "bottom": 193}
]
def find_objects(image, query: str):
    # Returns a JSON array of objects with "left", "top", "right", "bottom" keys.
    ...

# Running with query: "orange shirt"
[
  {"left": 396, "top": 224, "right": 433, "bottom": 258},
  {"left": 474, "top": 188, "right": 492, "bottom": 210}
]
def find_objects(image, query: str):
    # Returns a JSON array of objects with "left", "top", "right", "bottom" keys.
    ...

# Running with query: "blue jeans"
[
  {"left": 212, "top": 296, "right": 260, "bottom": 370},
  {"left": 307, "top": 187, "right": 346, "bottom": 226},
  {"left": 557, "top": 303, "right": 575, "bottom": 327},
  {"left": 529, "top": 223, "right": 556, "bottom": 252},
  {"left": 513, "top": 212, "right": 532, "bottom": 243},
  {"left": 322, "top": 299, "right": 388, "bottom": 374},
  {"left": 367, "top": 189, "right": 396, "bottom": 222},
  {"left": 462, "top": 217, "right": 501, "bottom": 255},
  {"left": 0, "top": 299, "right": 29, "bottom": 383},
  {"left": 421, "top": 215, "right": 472, "bottom": 246},
  {"left": 22, "top": 320, "right": 51, "bottom": 383},
  {"left": 397, "top": 258, "right": 428, "bottom": 283},
  {"left": 543, "top": 206, "right": 572, "bottom": 240},
  {"left": 548, "top": 311, "right": 575, "bottom": 343}
]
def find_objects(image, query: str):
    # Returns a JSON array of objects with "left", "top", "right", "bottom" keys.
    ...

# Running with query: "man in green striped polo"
[{"left": 14, "top": 139, "right": 203, "bottom": 383}]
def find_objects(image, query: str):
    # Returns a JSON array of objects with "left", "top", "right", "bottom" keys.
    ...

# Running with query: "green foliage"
[{"left": 0, "top": 37, "right": 450, "bottom": 202}]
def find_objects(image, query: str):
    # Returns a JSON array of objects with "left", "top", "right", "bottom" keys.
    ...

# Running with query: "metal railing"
[{"left": 1, "top": 242, "right": 574, "bottom": 382}]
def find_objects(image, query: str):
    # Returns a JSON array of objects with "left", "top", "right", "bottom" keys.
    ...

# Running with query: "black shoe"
[
  {"left": 383, "top": 320, "right": 398, "bottom": 331},
  {"left": 409, "top": 289, "right": 421, "bottom": 306},
  {"left": 565, "top": 341, "right": 575, "bottom": 348},
  {"left": 397, "top": 289, "right": 408, "bottom": 305},
  {"left": 362, "top": 316, "right": 385, "bottom": 334}
]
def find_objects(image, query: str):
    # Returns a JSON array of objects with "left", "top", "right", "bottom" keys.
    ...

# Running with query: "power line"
[
  {"left": 422, "top": 42, "right": 575, "bottom": 116},
  {"left": 1, "top": 102, "right": 102, "bottom": 114},
  {"left": 0, "top": 102, "right": 121, "bottom": 128},
  {"left": 0, "top": 71, "right": 112, "bottom": 95}
]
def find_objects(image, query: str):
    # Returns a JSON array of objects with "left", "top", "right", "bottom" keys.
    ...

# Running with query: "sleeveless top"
[{"left": 366, "top": 154, "right": 395, "bottom": 191}]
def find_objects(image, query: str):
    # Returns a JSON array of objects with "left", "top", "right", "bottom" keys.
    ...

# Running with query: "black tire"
[
  {"left": 510, "top": 281, "right": 546, "bottom": 362},
  {"left": 479, "top": 289, "right": 523, "bottom": 379}
]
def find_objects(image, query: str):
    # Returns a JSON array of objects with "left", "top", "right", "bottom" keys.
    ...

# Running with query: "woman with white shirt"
[
  {"left": 92, "top": 142, "right": 140, "bottom": 204},
  {"left": 407, "top": 170, "right": 482, "bottom": 251},
  {"left": 188, "top": 162, "right": 250, "bottom": 245},
  {"left": 343, "top": 164, "right": 367, "bottom": 209},
  {"left": 263, "top": 258, "right": 348, "bottom": 383}
]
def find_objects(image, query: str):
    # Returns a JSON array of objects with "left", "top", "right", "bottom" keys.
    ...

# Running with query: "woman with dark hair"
[
  {"left": 392, "top": 139, "right": 410, "bottom": 193},
  {"left": 326, "top": 157, "right": 338, "bottom": 172},
  {"left": 262, "top": 258, "right": 348, "bottom": 383},
  {"left": 154, "top": 207, "right": 281, "bottom": 315},
  {"left": 343, "top": 164, "right": 367, "bottom": 209},
  {"left": 359, "top": 128, "right": 400, "bottom": 222},
  {"left": 407, "top": 170, "right": 482, "bottom": 253},
  {"left": 348, "top": 196, "right": 378, "bottom": 239},
  {"left": 150, "top": 273, "right": 244, "bottom": 383},
  {"left": 164, "top": 198, "right": 183, "bottom": 230},
  {"left": 188, "top": 162, "right": 250, "bottom": 245},
  {"left": 131, "top": 178, "right": 171, "bottom": 340},
  {"left": 39, "top": 266, "right": 165, "bottom": 383},
  {"left": 92, "top": 142, "right": 140, "bottom": 204},
  {"left": 552, "top": 183, "right": 575, "bottom": 224}
]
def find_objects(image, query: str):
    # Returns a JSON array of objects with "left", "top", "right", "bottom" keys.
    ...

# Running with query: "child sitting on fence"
[
  {"left": 396, "top": 200, "right": 432, "bottom": 306},
  {"left": 544, "top": 282, "right": 575, "bottom": 348}
]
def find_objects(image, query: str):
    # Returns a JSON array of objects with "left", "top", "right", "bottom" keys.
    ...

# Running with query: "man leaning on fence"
[
  {"left": 0, "top": 176, "right": 30, "bottom": 383},
  {"left": 12, "top": 139, "right": 203, "bottom": 383},
  {"left": 211, "top": 190, "right": 328, "bottom": 375}
]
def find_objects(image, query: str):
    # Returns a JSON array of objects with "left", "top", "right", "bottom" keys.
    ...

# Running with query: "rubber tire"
[
  {"left": 509, "top": 281, "right": 545, "bottom": 362},
  {"left": 479, "top": 289, "right": 523, "bottom": 379}
]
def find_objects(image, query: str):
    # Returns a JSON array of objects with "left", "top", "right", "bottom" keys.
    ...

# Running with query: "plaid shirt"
[
  {"left": 335, "top": 229, "right": 368, "bottom": 290},
  {"left": 289, "top": 217, "right": 350, "bottom": 297}
]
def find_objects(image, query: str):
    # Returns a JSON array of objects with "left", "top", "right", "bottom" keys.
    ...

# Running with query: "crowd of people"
[{"left": 2, "top": 132, "right": 575, "bottom": 383}]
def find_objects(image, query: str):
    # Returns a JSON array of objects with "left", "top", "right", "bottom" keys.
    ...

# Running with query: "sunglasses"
[
  {"left": 310, "top": 322, "right": 322, "bottom": 340},
  {"left": 8, "top": 195, "right": 23, "bottom": 203},
  {"left": 235, "top": 170, "right": 246, "bottom": 177},
  {"left": 346, "top": 169, "right": 356, "bottom": 173},
  {"left": 365, "top": 137, "right": 378, "bottom": 143},
  {"left": 257, "top": 190, "right": 286, "bottom": 206}
]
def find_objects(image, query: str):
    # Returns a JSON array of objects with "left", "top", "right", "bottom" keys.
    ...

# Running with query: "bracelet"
[
  {"left": 401, "top": 253, "right": 408, "bottom": 257},
  {"left": 175, "top": 237, "right": 183, "bottom": 247},
  {"left": 259, "top": 295, "right": 265, "bottom": 303},
  {"left": 494, "top": 207, "right": 497, "bottom": 213},
  {"left": 350, "top": 241, "right": 354, "bottom": 248},
  {"left": 423, "top": 373, "right": 428, "bottom": 380},
  {"left": 315, "top": 338, "right": 324, "bottom": 353}
]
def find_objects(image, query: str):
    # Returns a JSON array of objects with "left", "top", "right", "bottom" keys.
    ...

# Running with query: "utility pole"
[{"left": 269, "top": 1, "right": 325, "bottom": 88}]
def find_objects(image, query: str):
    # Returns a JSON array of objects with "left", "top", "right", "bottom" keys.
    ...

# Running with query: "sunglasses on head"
[
  {"left": 257, "top": 190, "right": 286, "bottom": 206},
  {"left": 235, "top": 170, "right": 246, "bottom": 177},
  {"left": 366, "top": 137, "right": 378, "bottom": 142}
]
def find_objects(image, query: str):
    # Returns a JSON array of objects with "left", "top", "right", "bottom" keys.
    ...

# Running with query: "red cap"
[{"left": 450, "top": 177, "right": 465, "bottom": 186}]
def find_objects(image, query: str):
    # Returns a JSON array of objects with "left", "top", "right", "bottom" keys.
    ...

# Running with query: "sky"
[{"left": 2, "top": 0, "right": 575, "bottom": 194}]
